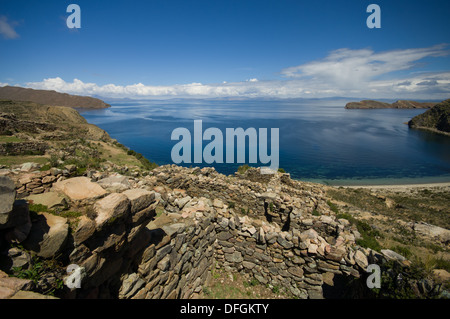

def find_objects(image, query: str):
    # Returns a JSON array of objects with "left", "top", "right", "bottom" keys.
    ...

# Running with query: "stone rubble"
[{"left": 0, "top": 165, "right": 448, "bottom": 299}]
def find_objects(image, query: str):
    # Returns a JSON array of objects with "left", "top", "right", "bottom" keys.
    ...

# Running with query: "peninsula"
[
  {"left": 0, "top": 86, "right": 110, "bottom": 109},
  {"left": 345, "top": 100, "right": 437, "bottom": 109},
  {"left": 408, "top": 99, "right": 450, "bottom": 135}
]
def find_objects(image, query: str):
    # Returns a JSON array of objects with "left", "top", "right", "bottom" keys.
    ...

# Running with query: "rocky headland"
[
  {"left": 408, "top": 99, "right": 450, "bottom": 135},
  {"left": 345, "top": 100, "right": 437, "bottom": 109},
  {"left": 0, "top": 100, "right": 448, "bottom": 299},
  {"left": 0, "top": 86, "right": 110, "bottom": 109}
]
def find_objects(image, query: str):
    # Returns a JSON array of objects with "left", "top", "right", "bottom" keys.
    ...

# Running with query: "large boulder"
[
  {"left": 97, "top": 175, "right": 131, "bottom": 192},
  {"left": 73, "top": 215, "right": 96, "bottom": 245},
  {"left": 122, "top": 189, "right": 156, "bottom": 214},
  {"left": 26, "top": 192, "right": 68, "bottom": 210},
  {"left": 93, "top": 193, "right": 130, "bottom": 229},
  {"left": 0, "top": 176, "right": 16, "bottom": 226},
  {"left": 23, "top": 212, "right": 69, "bottom": 258},
  {"left": 411, "top": 222, "right": 450, "bottom": 242},
  {"left": 52, "top": 177, "right": 107, "bottom": 201}
]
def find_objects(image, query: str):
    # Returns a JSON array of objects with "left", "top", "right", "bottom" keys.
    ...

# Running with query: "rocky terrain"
[
  {"left": 0, "top": 162, "right": 448, "bottom": 299},
  {"left": 0, "top": 86, "right": 110, "bottom": 109},
  {"left": 408, "top": 99, "right": 450, "bottom": 135},
  {"left": 345, "top": 100, "right": 437, "bottom": 109},
  {"left": 0, "top": 100, "right": 448, "bottom": 299}
]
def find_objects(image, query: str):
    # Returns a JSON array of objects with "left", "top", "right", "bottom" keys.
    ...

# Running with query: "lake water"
[{"left": 79, "top": 99, "right": 450, "bottom": 185}]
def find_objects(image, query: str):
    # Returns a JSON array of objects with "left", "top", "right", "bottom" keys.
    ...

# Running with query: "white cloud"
[
  {"left": 280, "top": 44, "right": 449, "bottom": 89},
  {"left": 0, "top": 16, "right": 19, "bottom": 39},
  {"left": 25, "top": 45, "right": 450, "bottom": 100}
]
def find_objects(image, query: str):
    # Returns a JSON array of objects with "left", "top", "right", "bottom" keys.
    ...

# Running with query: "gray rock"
[
  {"left": 23, "top": 212, "right": 69, "bottom": 258},
  {"left": 217, "top": 231, "right": 233, "bottom": 241},
  {"left": 277, "top": 235, "right": 294, "bottom": 249},
  {"left": 288, "top": 266, "right": 304, "bottom": 278},
  {"left": 265, "top": 232, "right": 278, "bottom": 244},
  {"left": 97, "top": 175, "right": 131, "bottom": 192},
  {"left": 243, "top": 261, "right": 256, "bottom": 269},
  {"left": 52, "top": 177, "right": 107, "bottom": 201},
  {"left": 161, "top": 223, "right": 185, "bottom": 237},
  {"left": 381, "top": 249, "right": 406, "bottom": 262},
  {"left": 412, "top": 222, "right": 450, "bottom": 242},
  {"left": 213, "top": 198, "right": 224, "bottom": 208},
  {"left": 218, "top": 217, "right": 229, "bottom": 229},
  {"left": 26, "top": 192, "right": 68, "bottom": 210},
  {"left": 354, "top": 250, "right": 369, "bottom": 269},
  {"left": 157, "top": 255, "right": 170, "bottom": 271},
  {"left": 94, "top": 193, "right": 130, "bottom": 229},
  {"left": 174, "top": 196, "right": 192, "bottom": 209},
  {"left": 0, "top": 176, "right": 16, "bottom": 225},
  {"left": 254, "top": 274, "right": 267, "bottom": 284},
  {"left": 0, "top": 247, "right": 31, "bottom": 271},
  {"left": 73, "top": 215, "right": 96, "bottom": 245},
  {"left": 225, "top": 251, "right": 243, "bottom": 263},
  {"left": 119, "top": 273, "right": 145, "bottom": 299},
  {"left": 20, "top": 162, "right": 39, "bottom": 172},
  {"left": 122, "top": 189, "right": 156, "bottom": 214}
]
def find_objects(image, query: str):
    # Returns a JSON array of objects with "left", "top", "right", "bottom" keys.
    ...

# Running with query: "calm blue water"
[{"left": 79, "top": 99, "right": 450, "bottom": 185}]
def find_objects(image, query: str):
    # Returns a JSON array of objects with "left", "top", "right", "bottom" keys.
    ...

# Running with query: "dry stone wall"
[{"left": 1, "top": 166, "right": 374, "bottom": 299}]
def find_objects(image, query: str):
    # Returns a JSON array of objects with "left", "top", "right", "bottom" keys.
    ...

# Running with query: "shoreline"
[
  {"left": 297, "top": 176, "right": 450, "bottom": 191},
  {"left": 337, "top": 182, "right": 450, "bottom": 192}
]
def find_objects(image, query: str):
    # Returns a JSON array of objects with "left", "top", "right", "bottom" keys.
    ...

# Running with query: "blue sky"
[{"left": 1, "top": 0, "right": 450, "bottom": 99}]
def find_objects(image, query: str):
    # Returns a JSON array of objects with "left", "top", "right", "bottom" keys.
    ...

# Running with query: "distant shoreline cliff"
[
  {"left": 345, "top": 100, "right": 437, "bottom": 109},
  {"left": 0, "top": 86, "right": 110, "bottom": 109}
]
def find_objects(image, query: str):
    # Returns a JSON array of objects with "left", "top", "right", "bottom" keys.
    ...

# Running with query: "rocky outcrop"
[
  {"left": 345, "top": 100, "right": 436, "bottom": 109},
  {"left": 0, "top": 100, "right": 111, "bottom": 142},
  {"left": 0, "top": 86, "right": 110, "bottom": 109},
  {"left": 408, "top": 99, "right": 450, "bottom": 135}
]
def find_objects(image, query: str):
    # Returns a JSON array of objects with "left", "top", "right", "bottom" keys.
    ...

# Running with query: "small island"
[{"left": 345, "top": 100, "right": 437, "bottom": 109}]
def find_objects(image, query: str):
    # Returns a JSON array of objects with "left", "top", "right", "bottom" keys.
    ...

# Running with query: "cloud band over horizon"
[{"left": 19, "top": 45, "right": 450, "bottom": 100}]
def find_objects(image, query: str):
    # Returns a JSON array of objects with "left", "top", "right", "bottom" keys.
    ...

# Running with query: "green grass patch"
[
  {"left": 237, "top": 164, "right": 250, "bottom": 174},
  {"left": 335, "top": 210, "right": 382, "bottom": 251},
  {"left": 28, "top": 203, "right": 50, "bottom": 213},
  {"left": 0, "top": 155, "right": 49, "bottom": 167},
  {"left": 11, "top": 255, "right": 64, "bottom": 296},
  {"left": 432, "top": 257, "right": 450, "bottom": 272},
  {"left": 312, "top": 209, "right": 320, "bottom": 216},
  {"left": 327, "top": 200, "right": 340, "bottom": 214},
  {"left": 0, "top": 135, "right": 23, "bottom": 143}
]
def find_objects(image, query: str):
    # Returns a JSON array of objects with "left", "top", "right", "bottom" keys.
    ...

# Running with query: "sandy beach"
[{"left": 340, "top": 182, "right": 450, "bottom": 192}]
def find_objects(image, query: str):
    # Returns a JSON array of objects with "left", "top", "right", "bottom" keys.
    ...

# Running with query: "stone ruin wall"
[{"left": 1, "top": 165, "right": 371, "bottom": 299}]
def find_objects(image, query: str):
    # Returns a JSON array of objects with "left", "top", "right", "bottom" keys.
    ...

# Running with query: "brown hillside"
[{"left": 0, "top": 86, "right": 110, "bottom": 109}]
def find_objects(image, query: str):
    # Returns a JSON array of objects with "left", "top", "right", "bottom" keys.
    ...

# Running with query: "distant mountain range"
[
  {"left": 345, "top": 100, "right": 437, "bottom": 109},
  {"left": 0, "top": 86, "right": 110, "bottom": 109}
]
